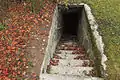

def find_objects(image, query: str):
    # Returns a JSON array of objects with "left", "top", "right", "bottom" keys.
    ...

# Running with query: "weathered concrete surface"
[
  {"left": 40, "top": 3, "right": 107, "bottom": 80},
  {"left": 76, "top": 3, "right": 107, "bottom": 77},
  {"left": 40, "top": 6, "right": 62, "bottom": 74},
  {"left": 40, "top": 37, "right": 103, "bottom": 80},
  {"left": 49, "top": 66, "right": 93, "bottom": 75},
  {"left": 84, "top": 3, "right": 107, "bottom": 74},
  {"left": 56, "top": 59, "right": 90, "bottom": 67},
  {"left": 41, "top": 74, "right": 103, "bottom": 80}
]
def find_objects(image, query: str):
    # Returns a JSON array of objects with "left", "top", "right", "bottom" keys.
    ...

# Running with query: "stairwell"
[
  {"left": 46, "top": 35, "right": 102, "bottom": 80},
  {"left": 40, "top": 4, "right": 105, "bottom": 80}
]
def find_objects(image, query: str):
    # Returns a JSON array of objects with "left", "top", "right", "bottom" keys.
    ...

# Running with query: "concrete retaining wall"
[
  {"left": 77, "top": 6, "right": 104, "bottom": 77},
  {"left": 40, "top": 6, "right": 62, "bottom": 74}
]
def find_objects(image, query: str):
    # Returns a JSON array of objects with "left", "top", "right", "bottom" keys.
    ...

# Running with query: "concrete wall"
[
  {"left": 78, "top": 7, "right": 94, "bottom": 63},
  {"left": 77, "top": 6, "right": 105, "bottom": 77},
  {"left": 40, "top": 6, "right": 62, "bottom": 74}
]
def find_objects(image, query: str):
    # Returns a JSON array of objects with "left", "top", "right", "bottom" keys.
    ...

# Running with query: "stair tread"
[
  {"left": 55, "top": 50, "right": 86, "bottom": 60},
  {"left": 55, "top": 59, "right": 90, "bottom": 67},
  {"left": 56, "top": 50, "right": 74, "bottom": 53},
  {"left": 56, "top": 53, "right": 79, "bottom": 59},
  {"left": 49, "top": 65, "right": 93, "bottom": 75},
  {"left": 60, "top": 41, "right": 77, "bottom": 44},
  {"left": 41, "top": 74, "right": 103, "bottom": 80}
]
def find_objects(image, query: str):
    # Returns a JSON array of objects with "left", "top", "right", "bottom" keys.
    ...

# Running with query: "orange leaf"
[{"left": 11, "top": 41, "right": 18, "bottom": 46}]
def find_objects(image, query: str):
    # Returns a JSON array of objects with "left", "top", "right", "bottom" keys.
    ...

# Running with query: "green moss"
[{"left": 0, "top": 23, "right": 6, "bottom": 31}]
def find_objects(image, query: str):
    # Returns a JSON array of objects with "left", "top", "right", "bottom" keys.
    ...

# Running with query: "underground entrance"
[
  {"left": 40, "top": 4, "right": 106, "bottom": 80},
  {"left": 61, "top": 6, "right": 82, "bottom": 35}
]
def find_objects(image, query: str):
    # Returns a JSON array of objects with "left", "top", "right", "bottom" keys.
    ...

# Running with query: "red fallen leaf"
[
  {"left": 11, "top": 46, "right": 16, "bottom": 50},
  {"left": 17, "top": 61, "right": 21, "bottom": 65},
  {"left": 17, "top": 71, "right": 21, "bottom": 74},
  {"left": 50, "top": 59, "right": 59, "bottom": 66},
  {"left": 5, "top": 30, "right": 9, "bottom": 34},
  {"left": 3, "top": 76, "right": 11, "bottom": 80},
  {"left": 72, "top": 51, "right": 81, "bottom": 54},
  {"left": 69, "top": 46, "right": 76, "bottom": 50},
  {"left": 2, "top": 68, "right": 8, "bottom": 75},
  {"left": 3, "top": 51, "right": 7, "bottom": 54},
  {"left": 74, "top": 56, "right": 81, "bottom": 60},
  {"left": 39, "top": 31, "right": 45, "bottom": 35},
  {"left": 8, "top": 58, "right": 12, "bottom": 62},
  {"left": 12, "top": 67, "right": 17, "bottom": 71},
  {"left": 12, "top": 71, "right": 17, "bottom": 76},
  {"left": 11, "top": 41, "right": 18, "bottom": 46},
  {"left": 33, "top": 19, "right": 38, "bottom": 24},
  {"left": 0, "top": 43, "right": 2, "bottom": 46},
  {"left": 0, "top": 0, "right": 55, "bottom": 79},
  {"left": 30, "top": 16, "right": 34, "bottom": 19},
  {"left": 22, "top": 58, "right": 27, "bottom": 62},
  {"left": 20, "top": 52, "right": 24, "bottom": 56},
  {"left": 74, "top": 55, "right": 88, "bottom": 60},
  {"left": 38, "top": 18, "right": 42, "bottom": 21},
  {"left": 32, "top": 73, "right": 37, "bottom": 78},
  {"left": 7, "top": 46, "right": 11, "bottom": 50},
  {"left": 0, "top": 47, "right": 5, "bottom": 51},
  {"left": 28, "top": 27, "right": 32, "bottom": 31},
  {"left": 0, "top": 65, "right": 1, "bottom": 69},
  {"left": 82, "top": 61, "right": 89, "bottom": 67},
  {"left": 12, "top": 78, "right": 16, "bottom": 80},
  {"left": 12, "top": 32, "right": 17, "bottom": 36},
  {"left": 20, "top": 30, "right": 26, "bottom": 33},
  {"left": 72, "top": 51, "right": 77, "bottom": 54}
]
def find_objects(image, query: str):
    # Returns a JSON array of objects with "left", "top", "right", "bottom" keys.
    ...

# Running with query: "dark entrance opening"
[{"left": 61, "top": 6, "right": 83, "bottom": 36}]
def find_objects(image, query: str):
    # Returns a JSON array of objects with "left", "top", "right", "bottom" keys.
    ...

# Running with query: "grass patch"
[
  {"left": 66, "top": 0, "right": 120, "bottom": 79},
  {"left": 0, "top": 23, "right": 6, "bottom": 31}
]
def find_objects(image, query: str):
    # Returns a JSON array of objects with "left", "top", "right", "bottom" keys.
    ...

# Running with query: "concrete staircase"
[{"left": 42, "top": 36, "right": 103, "bottom": 80}]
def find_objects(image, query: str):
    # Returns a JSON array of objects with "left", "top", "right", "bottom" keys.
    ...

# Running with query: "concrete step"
[
  {"left": 56, "top": 53, "right": 79, "bottom": 59},
  {"left": 56, "top": 50, "right": 86, "bottom": 55},
  {"left": 41, "top": 74, "right": 103, "bottom": 80},
  {"left": 56, "top": 50, "right": 74, "bottom": 54},
  {"left": 60, "top": 40, "right": 77, "bottom": 45},
  {"left": 49, "top": 65, "right": 93, "bottom": 76},
  {"left": 55, "top": 50, "right": 86, "bottom": 60},
  {"left": 56, "top": 59, "right": 90, "bottom": 67},
  {"left": 57, "top": 40, "right": 78, "bottom": 50}
]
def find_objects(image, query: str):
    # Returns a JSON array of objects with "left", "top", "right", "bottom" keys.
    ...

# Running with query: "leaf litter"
[{"left": 0, "top": 0, "right": 56, "bottom": 80}]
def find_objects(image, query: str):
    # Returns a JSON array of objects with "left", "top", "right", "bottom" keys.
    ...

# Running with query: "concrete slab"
[
  {"left": 49, "top": 66, "right": 93, "bottom": 75},
  {"left": 41, "top": 74, "right": 103, "bottom": 80},
  {"left": 56, "top": 59, "right": 90, "bottom": 67},
  {"left": 56, "top": 50, "right": 85, "bottom": 59}
]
